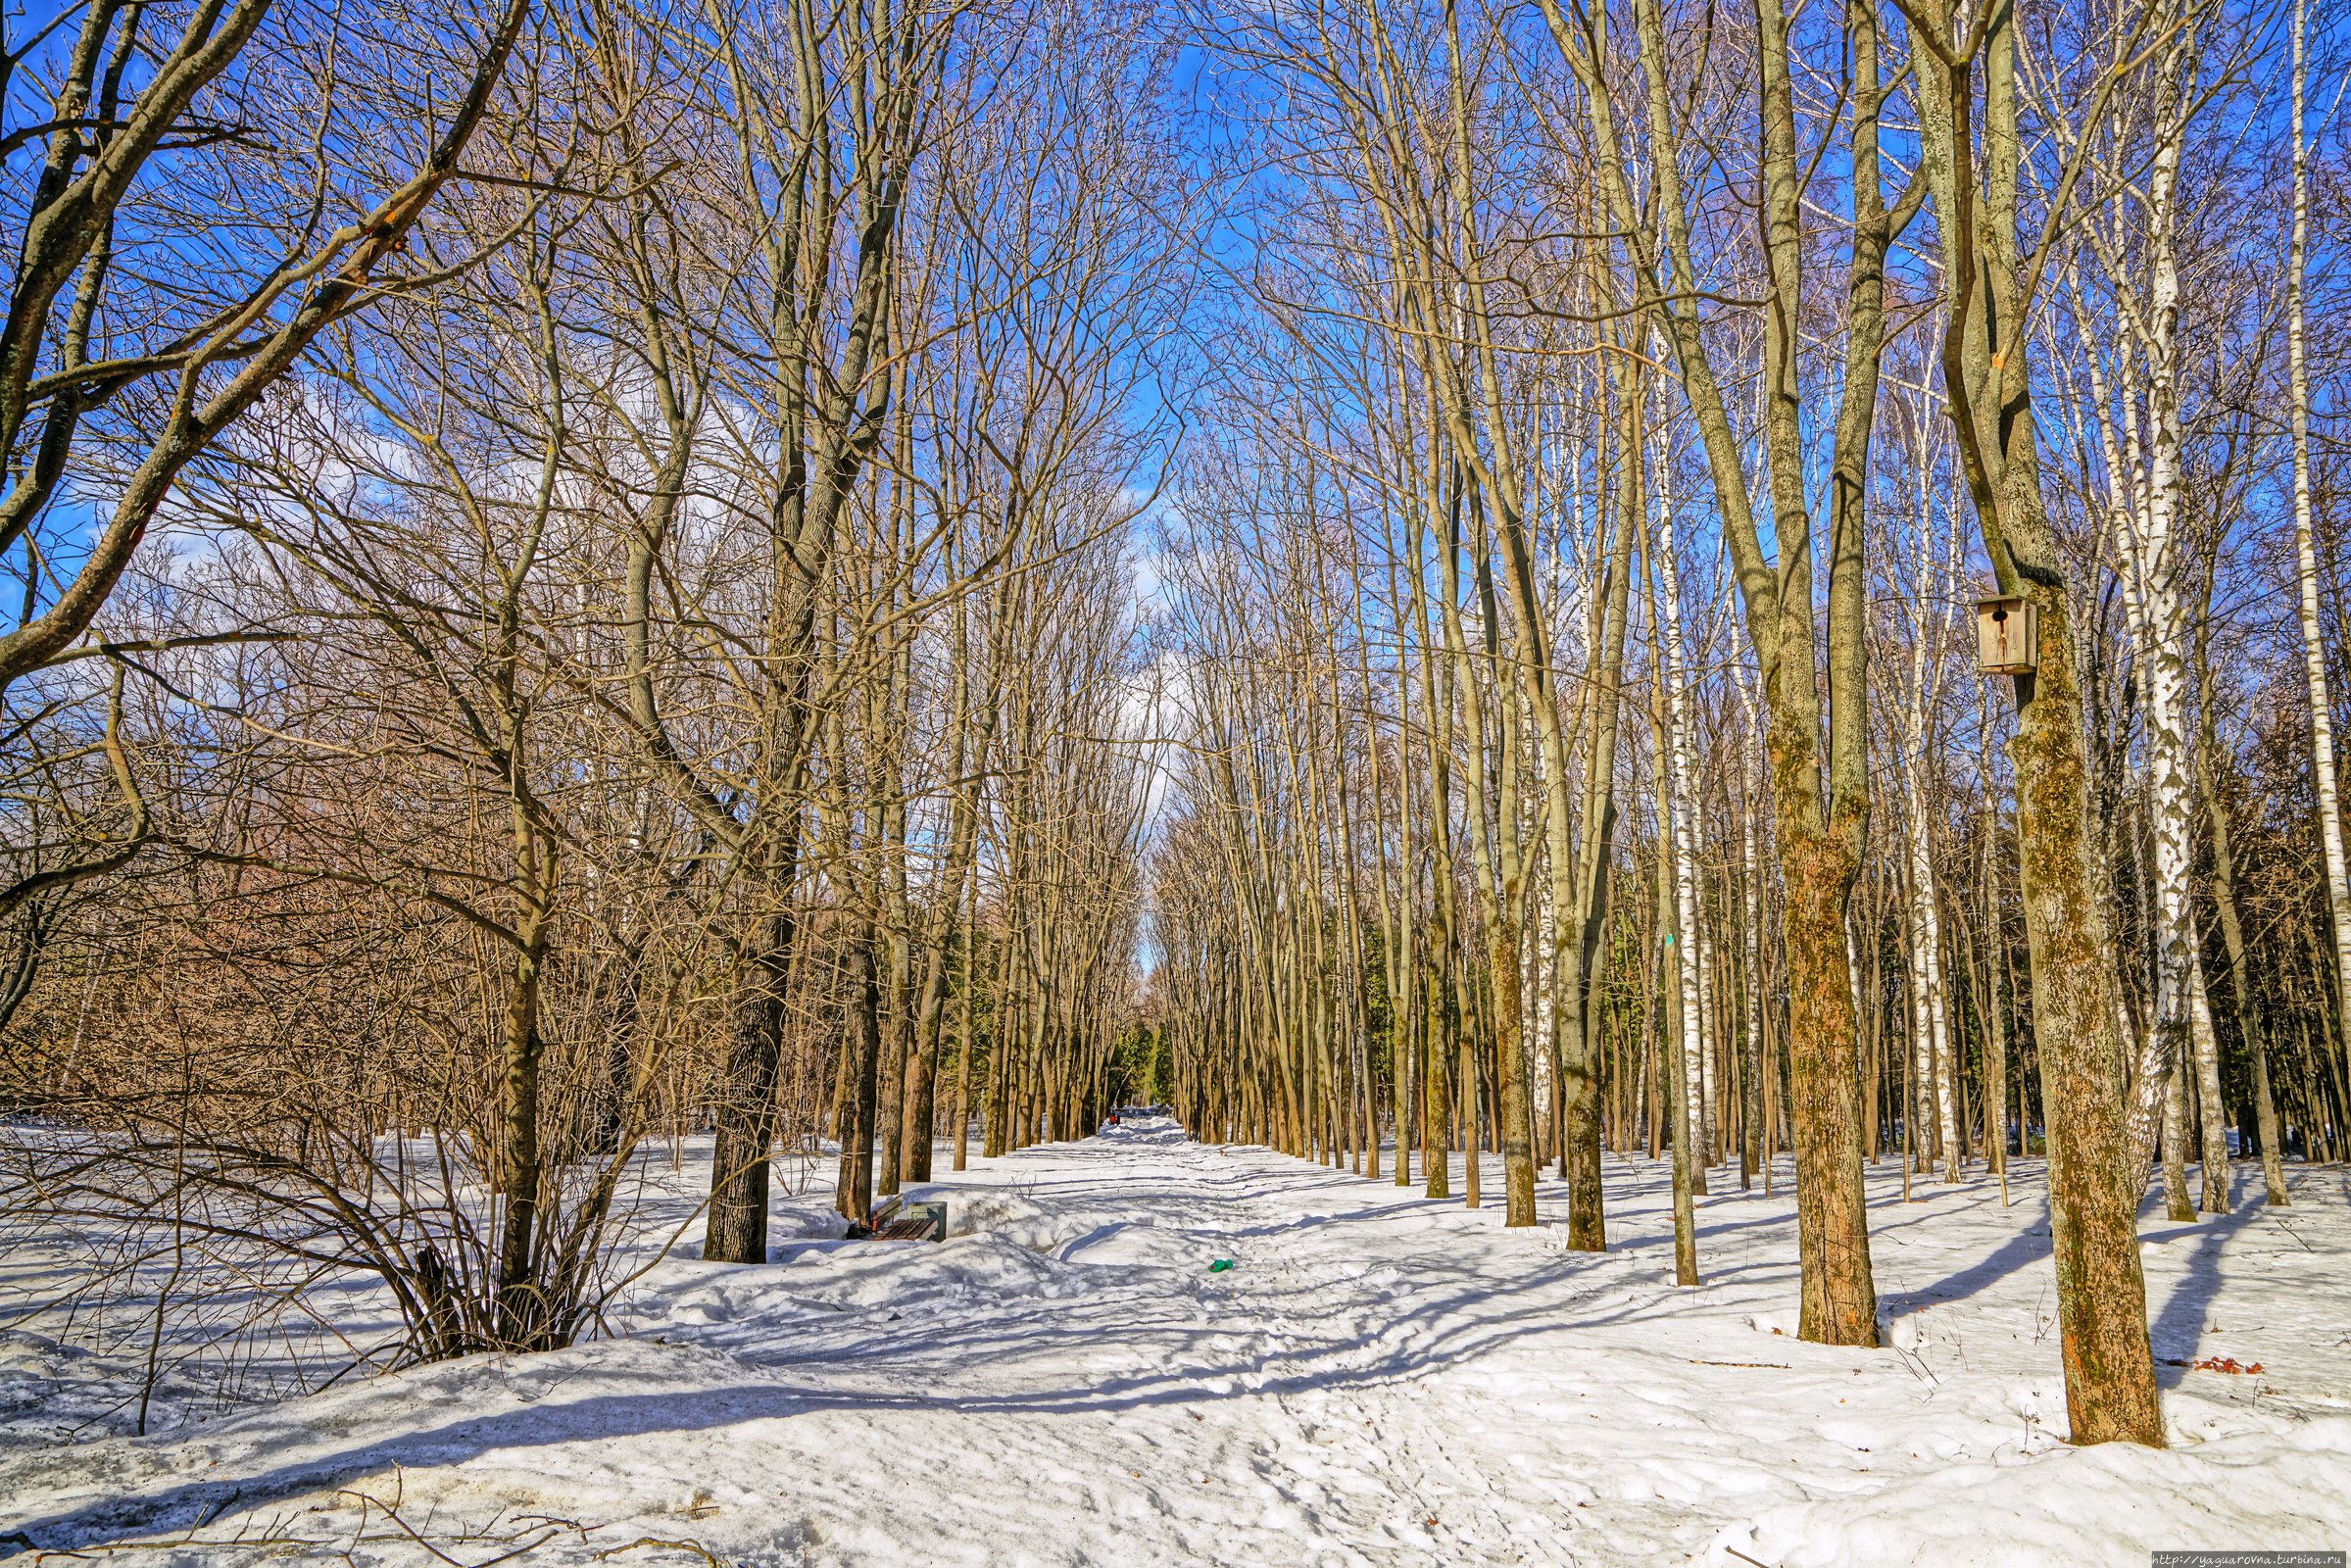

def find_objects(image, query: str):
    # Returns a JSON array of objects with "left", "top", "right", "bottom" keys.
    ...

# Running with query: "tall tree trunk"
[
  {"left": 1910, "top": 0, "right": 2164, "bottom": 1443},
  {"left": 1557, "top": 339, "right": 1642, "bottom": 1248},
  {"left": 2288, "top": 0, "right": 2351, "bottom": 1085},
  {"left": 494, "top": 867, "right": 556, "bottom": 1346},
  {"left": 1651, "top": 423, "right": 1712, "bottom": 1197},
  {"left": 708, "top": 903, "right": 796, "bottom": 1263}
]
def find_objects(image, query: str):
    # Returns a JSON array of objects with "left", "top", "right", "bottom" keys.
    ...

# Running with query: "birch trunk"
[
  {"left": 2288, "top": 0, "right": 2351, "bottom": 1076},
  {"left": 1652, "top": 701, "right": 1699, "bottom": 1286},
  {"left": 1897, "top": 462, "right": 1961, "bottom": 1179},
  {"left": 1652, "top": 407, "right": 1712, "bottom": 1195},
  {"left": 2075, "top": 65, "right": 2201, "bottom": 1182}
]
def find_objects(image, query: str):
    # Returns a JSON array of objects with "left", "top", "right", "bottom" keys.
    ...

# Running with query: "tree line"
[{"left": 1146, "top": 0, "right": 2351, "bottom": 1452}]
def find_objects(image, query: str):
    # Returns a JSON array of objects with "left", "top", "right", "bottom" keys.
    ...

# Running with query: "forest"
[{"left": 1, "top": 0, "right": 2349, "bottom": 1557}]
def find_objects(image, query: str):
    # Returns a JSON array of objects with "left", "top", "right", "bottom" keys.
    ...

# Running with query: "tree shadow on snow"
[
  {"left": 1869, "top": 1172, "right": 2268, "bottom": 1368},
  {"left": 4, "top": 1203, "right": 1815, "bottom": 1560},
  {"left": 2143, "top": 1183, "right": 2267, "bottom": 1387},
  {"left": 3, "top": 1246, "right": 1715, "bottom": 1556},
  {"left": 1876, "top": 1197, "right": 2053, "bottom": 1325}
]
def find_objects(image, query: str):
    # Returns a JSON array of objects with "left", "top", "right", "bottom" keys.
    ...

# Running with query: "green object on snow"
[{"left": 1207, "top": 1258, "right": 1235, "bottom": 1273}]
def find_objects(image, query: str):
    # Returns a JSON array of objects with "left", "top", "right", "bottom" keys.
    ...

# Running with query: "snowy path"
[{"left": 3, "top": 1118, "right": 2348, "bottom": 1565}]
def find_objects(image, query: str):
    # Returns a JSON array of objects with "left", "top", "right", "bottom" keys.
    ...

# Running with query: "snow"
[{"left": 2, "top": 1118, "right": 2347, "bottom": 1565}]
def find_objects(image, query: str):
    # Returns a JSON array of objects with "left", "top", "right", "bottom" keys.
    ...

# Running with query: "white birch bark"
[
  {"left": 1905, "top": 759, "right": 1957, "bottom": 1175},
  {"left": 2161, "top": 1046, "right": 2192, "bottom": 1220},
  {"left": 2189, "top": 952, "right": 2230, "bottom": 1212},
  {"left": 1897, "top": 441, "right": 1961, "bottom": 1179},
  {"left": 2121, "top": 86, "right": 2201, "bottom": 1177},
  {"left": 1735, "top": 666, "right": 1770, "bottom": 1186},
  {"left": 1652, "top": 389, "right": 1710, "bottom": 1177},
  {"left": 1530, "top": 678, "right": 1558, "bottom": 1120},
  {"left": 2060, "top": 85, "right": 2198, "bottom": 1182},
  {"left": 1903, "top": 874, "right": 1933, "bottom": 1170},
  {"left": 1696, "top": 868, "right": 1719, "bottom": 1164},
  {"left": 2289, "top": 0, "right": 2351, "bottom": 1082}
]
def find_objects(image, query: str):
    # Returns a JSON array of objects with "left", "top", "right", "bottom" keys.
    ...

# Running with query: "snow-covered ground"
[{"left": 2, "top": 1117, "right": 2346, "bottom": 1566}]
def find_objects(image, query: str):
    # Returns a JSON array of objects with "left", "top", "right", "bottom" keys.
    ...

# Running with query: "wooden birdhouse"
[{"left": 1975, "top": 593, "right": 2037, "bottom": 674}]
